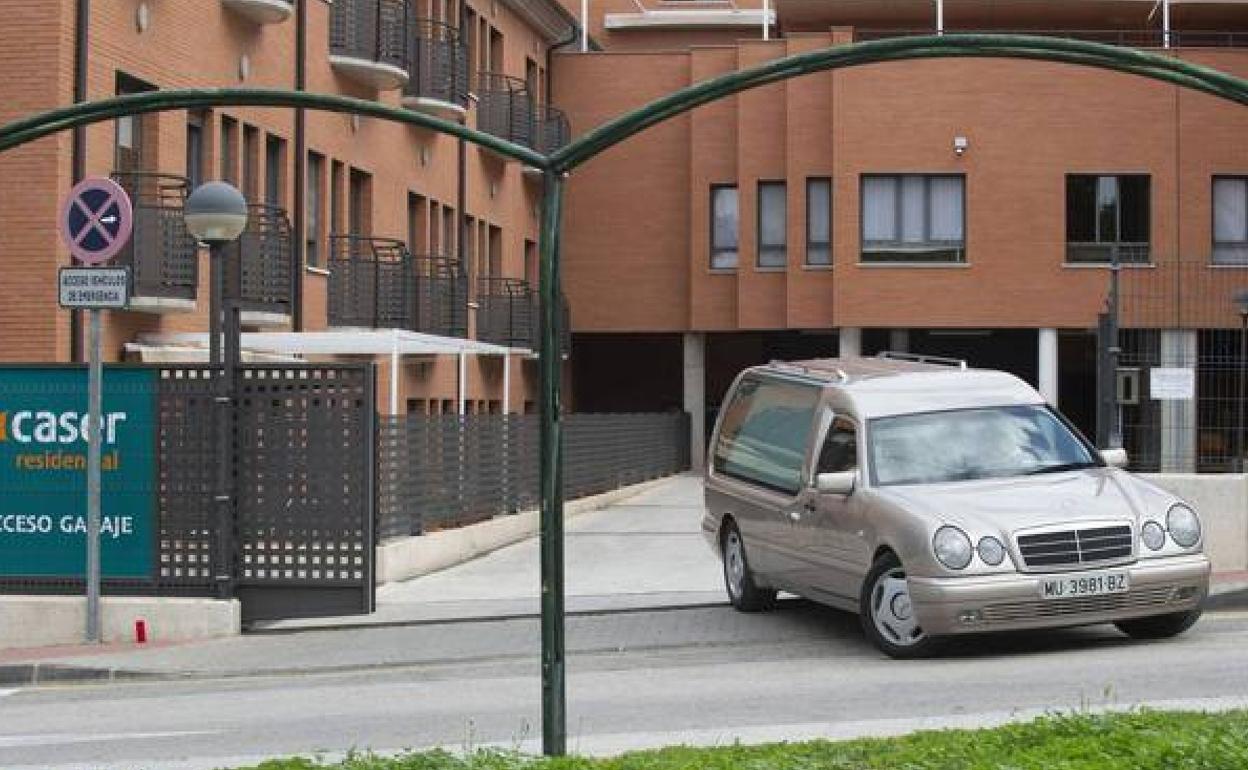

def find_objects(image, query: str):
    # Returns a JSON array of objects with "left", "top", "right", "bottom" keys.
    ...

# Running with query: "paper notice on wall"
[{"left": 1149, "top": 367, "right": 1195, "bottom": 400}]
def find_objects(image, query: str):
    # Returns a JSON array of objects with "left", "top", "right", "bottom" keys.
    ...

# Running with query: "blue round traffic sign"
[{"left": 58, "top": 177, "right": 134, "bottom": 266}]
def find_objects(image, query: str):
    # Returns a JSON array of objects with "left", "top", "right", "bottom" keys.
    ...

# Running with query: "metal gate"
[{"left": 0, "top": 363, "right": 376, "bottom": 624}]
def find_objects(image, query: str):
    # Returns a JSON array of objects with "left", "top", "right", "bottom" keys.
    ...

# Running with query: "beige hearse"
[{"left": 704, "top": 354, "right": 1210, "bottom": 658}]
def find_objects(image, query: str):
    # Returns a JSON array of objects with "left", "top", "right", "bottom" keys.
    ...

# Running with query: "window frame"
[
  {"left": 710, "top": 183, "right": 740, "bottom": 271},
  {"left": 756, "top": 180, "right": 787, "bottom": 269},
  {"left": 1212, "top": 175, "right": 1248, "bottom": 266},
  {"left": 306, "top": 151, "right": 325, "bottom": 268},
  {"left": 805, "top": 177, "right": 832, "bottom": 267},
  {"left": 1064, "top": 173, "right": 1152, "bottom": 265},
  {"left": 859, "top": 173, "right": 966, "bottom": 264}
]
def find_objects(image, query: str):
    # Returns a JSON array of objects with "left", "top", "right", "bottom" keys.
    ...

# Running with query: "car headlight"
[
  {"left": 933, "top": 526, "right": 973, "bottom": 570},
  {"left": 1166, "top": 504, "right": 1201, "bottom": 548},
  {"left": 1140, "top": 520, "right": 1166, "bottom": 551},
  {"left": 977, "top": 536, "right": 1006, "bottom": 566}
]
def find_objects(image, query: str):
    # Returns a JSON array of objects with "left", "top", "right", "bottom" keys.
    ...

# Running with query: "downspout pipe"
[
  {"left": 70, "top": 0, "right": 90, "bottom": 362},
  {"left": 292, "top": 0, "right": 308, "bottom": 330}
]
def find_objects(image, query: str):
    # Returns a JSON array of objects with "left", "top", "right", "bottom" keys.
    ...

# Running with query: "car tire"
[
  {"left": 720, "top": 521, "right": 777, "bottom": 612},
  {"left": 859, "top": 552, "right": 940, "bottom": 659},
  {"left": 1114, "top": 608, "right": 1203, "bottom": 640}
]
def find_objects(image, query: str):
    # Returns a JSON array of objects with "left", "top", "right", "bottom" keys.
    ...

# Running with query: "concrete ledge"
[
  {"left": 0, "top": 596, "right": 240, "bottom": 651},
  {"left": 376, "top": 476, "right": 682, "bottom": 585},
  {"left": 1141, "top": 473, "right": 1248, "bottom": 572}
]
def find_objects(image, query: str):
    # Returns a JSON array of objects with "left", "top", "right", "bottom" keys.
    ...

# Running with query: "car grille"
[
  {"left": 1016, "top": 525, "right": 1133, "bottom": 568},
  {"left": 981, "top": 585, "right": 1176, "bottom": 625}
]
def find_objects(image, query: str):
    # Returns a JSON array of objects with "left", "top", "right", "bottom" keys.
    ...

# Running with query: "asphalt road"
[{"left": 3, "top": 602, "right": 1247, "bottom": 770}]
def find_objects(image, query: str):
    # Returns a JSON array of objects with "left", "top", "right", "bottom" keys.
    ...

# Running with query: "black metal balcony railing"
[
  {"left": 225, "top": 204, "right": 293, "bottom": 316},
  {"left": 327, "top": 236, "right": 467, "bottom": 337},
  {"left": 110, "top": 172, "right": 199, "bottom": 302},
  {"left": 476, "top": 72, "right": 536, "bottom": 149},
  {"left": 533, "top": 104, "right": 571, "bottom": 155},
  {"left": 853, "top": 28, "right": 1248, "bottom": 48},
  {"left": 476, "top": 278, "right": 537, "bottom": 349},
  {"left": 1066, "top": 242, "right": 1151, "bottom": 265},
  {"left": 404, "top": 19, "right": 470, "bottom": 108},
  {"left": 475, "top": 73, "right": 572, "bottom": 155},
  {"left": 330, "top": 0, "right": 409, "bottom": 72}
]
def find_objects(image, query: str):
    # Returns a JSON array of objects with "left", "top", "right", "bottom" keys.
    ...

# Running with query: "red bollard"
[{"left": 135, "top": 619, "right": 148, "bottom": 644}]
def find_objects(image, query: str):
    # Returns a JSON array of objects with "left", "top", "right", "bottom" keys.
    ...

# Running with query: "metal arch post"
[
  {"left": 0, "top": 88, "right": 549, "bottom": 168},
  {"left": 538, "top": 169, "right": 566, "bottom": 756}
]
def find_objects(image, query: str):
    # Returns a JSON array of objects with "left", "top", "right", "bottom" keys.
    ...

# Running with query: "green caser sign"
[{"left": 0, "top": 367, "right": 156, "bottom": 579}]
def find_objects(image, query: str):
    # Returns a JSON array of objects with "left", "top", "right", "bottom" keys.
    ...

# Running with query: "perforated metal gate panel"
[{"left": 234, "top": 365, "right": 375, "bottom": 623}]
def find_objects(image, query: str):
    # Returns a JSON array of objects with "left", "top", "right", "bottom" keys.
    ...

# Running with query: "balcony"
[
  {"left": 329, "top": 0, "right": 410, "bottom": 91},
  {"left": 110, "top": 172, "right": 199, "bottom": 312},
  {"left": 220, "top": 0, "right": 293, "bottom": 25},
  {"left": 224, "top": 204, "right": 293, "bottom": 326},
  {"left": 402, "top": 19, "right": 470, "bottom": 119},
  {"left": 533, "top": 104, "right": 571, "bottom": 155},
  {"left": 476, "top": 73, "right": 571, "bottom": 163},
  {"left": 327, "top": 236, "right": 468, "bottom": 337},
  {"left": 476, "top": 278, "right": 537, "bottom": 349},
  {"left": 475, "top": 278, "right": 571, "bottom": 354},
  {"left": 475, "top": 72, "right": 535, "bottom": 151}
]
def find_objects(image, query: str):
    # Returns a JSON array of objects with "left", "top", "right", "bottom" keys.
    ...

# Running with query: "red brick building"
[{"left": 1, "top": 0, "right": 1247, "bottom": 470}]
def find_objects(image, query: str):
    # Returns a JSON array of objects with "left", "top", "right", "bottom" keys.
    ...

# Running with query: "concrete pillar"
[
  {"left": 1160, "top": 329, "right": 1198, "bottom": 473},
  {"left": 888, "top": 328, "right": 909, "bottom": 353},
  {"left": 1038, "top": 328, "right": 1059, "bottom": 407},
  {"left": 839, "top": 327, "right": 862, "bottom": 358},
  {"left": 683, "top": 332, "right": 707, "bottom": 471}
]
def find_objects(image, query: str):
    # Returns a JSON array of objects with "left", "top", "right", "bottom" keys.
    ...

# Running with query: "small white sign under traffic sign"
[
  {"left": 58, "top": 267, "right": 131, "bottom": 310},
  {"left": 1150, "top": 367, "right": 1196, "bottom": 400}
]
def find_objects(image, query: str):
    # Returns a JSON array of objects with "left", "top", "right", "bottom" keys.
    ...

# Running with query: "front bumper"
[{"left": 908, "top": 554, "right": 1211, "bottom": 636}]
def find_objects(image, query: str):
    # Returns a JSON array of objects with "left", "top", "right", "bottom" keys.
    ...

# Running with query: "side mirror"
[
  {"left": 1101, "top": 447, "right": 1129, "bottom": 469},
  {"left": 815, "top": 470, "right": 856, "bottom": 496}
]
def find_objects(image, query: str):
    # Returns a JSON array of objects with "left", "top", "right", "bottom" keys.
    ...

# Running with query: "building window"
[
  {"left": 757, "top": 181, "right": 787, "bottom": 268},
  {"left": 306, "top": 152, "right": 324, "bottom": 267},
  {"left": 349, "top": 168, "right": 371, "bottom": 236},
  {"left": 861, "top": 175, "right": 965, "bottom": 263},
  {"left": 1213, "top": 176, "right": 1248, "bottom": 265},
  {"left": 242, "top": 125, "right": 260, "bottom": 201},
  {"left": 265, "top": 134, "right": 286, "bottom": 208},
  {"left": 409, "top": 193, "right": 428, "bottom": 254},
  {"left": 330, "top": 160, "right": 344, "bottom": 237},
  {"left": 488, "top": 224, "right": 502, "bottom": 277},
  {"left": 711, "top": 184, "right": 739, "bottom": 270},
  {"left": 1066, "top": 174, "right": 1150, "bottom": 264},
  {"left": 806, "top": 177, "right": 832, "bottom": 266},
  {"left": 220, "top": 116, "right": 238, "bottom": 185},
  {"left": 115, "top": 74, "right": 155, "bottom": 175},
  {"left": 186, "top": 112, "right": 205, "bottom": 189}
]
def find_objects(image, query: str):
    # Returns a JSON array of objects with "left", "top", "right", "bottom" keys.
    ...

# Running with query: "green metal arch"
[
  {"left": 0, "top": 88, "right": 548, "bottom": 168},
  {"left": 550, "top": 33, "right": 1248, "bottom": 172}
]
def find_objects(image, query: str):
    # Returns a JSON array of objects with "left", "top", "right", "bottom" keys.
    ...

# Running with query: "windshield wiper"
[{"left": 1024, "top": 461, "right": 1098, "bottom": 475}]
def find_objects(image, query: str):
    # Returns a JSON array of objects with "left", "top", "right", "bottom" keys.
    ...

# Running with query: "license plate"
[{"left": 1039, "top": 571, "right": 1130, "bottom": 600}]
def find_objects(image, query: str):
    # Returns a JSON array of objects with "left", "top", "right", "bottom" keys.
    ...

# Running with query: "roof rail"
[
  {"left": 874, "top": 351, "right": 968, "bottom": 370},
  {"left": 768, "top": 360, "right": 850, "bottom": 382}
]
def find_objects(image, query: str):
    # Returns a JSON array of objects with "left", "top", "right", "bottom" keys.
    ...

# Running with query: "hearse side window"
[
  {"left": 713, "top": 376, "right": 821, "bottom": 495},
  {"left": 816, "top": 419, "right": 857, "bottom": 474}
]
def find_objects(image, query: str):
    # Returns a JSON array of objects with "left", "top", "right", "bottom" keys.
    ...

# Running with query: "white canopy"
[{"left": 134, "top": 329, "right": 526, "bottom": 414}]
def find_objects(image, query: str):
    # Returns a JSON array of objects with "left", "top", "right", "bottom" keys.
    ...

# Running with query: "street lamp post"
[
  {"left": 1236, "top": 290, "right": 1248, "bottom": 473},
  {"left": 184, "top": 182, "right": 249, "bottom": 600}
]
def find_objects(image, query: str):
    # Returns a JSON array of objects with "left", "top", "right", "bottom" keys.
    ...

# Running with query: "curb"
[{"left": 0, "top": 662, "right": 162, "bottom": 687}]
